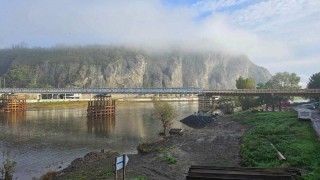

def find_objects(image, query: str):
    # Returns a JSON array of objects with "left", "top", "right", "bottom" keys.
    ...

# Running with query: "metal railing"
[
  {"left": 0, "top": 88, "right": 203, "bottom": 94},
  {"left": 203, "top": 89, "right": 320, "bottom": 96},
  {"left": 0, "top": 88, "right": 319, "bottom": 96}
]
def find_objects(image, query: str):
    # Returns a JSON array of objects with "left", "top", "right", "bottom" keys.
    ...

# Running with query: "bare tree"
[{"left": 152, "top": 98, "right": 177, "bottom": 136}]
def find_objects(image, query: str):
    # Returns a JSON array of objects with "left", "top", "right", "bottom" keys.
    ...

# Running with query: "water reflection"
[
  {"left": 0, "top": 112, "right": 26, "bottom": 127},
  {"left": 0, "top": 102, "right": 198, "bottom": 179},
  {"left": 87, "top": 116, "right": 115, "bottom": 137}
]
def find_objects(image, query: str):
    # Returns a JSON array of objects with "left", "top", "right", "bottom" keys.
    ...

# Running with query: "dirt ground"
[{"left": 53, "top": 116, "right": 249, "bottom": 180}]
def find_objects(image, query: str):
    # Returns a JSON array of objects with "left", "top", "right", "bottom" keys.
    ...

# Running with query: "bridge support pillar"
[
  {"left": 87, "top": 94, "right": 116, "bottom": 117},
  {"left": 0, "top": 94, "right": 26, "bottom": 112},
  {"left": 198, "top": 94, "right": 216, "bottom": 114},
  {"left": 278, "top": 97, "right": 282, "bottom": 111}
]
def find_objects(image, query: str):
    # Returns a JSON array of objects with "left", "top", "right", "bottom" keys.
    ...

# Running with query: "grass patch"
[
  {"left": 231, "top": 109, "right": 253, "bottom": 121},
  {"left": 164, "top": 155, "right": 177, "bottom": 164},
  {"left": 137, "top": 143, "right": 153, "bottom": 154},
  {"left": 28, "top": 101, "right": 88, "bottom": 108},
  {"left": 241, "top": 111, "right": 320, "bottom": 179}
]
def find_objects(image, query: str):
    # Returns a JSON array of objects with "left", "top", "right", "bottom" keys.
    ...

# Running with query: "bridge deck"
[
  {"left": 0, "top": 88, "right": 319, "bottom": 96},
  {"left": 0, "top": 88, "right": 202, "bottom": 94},
  {"left": 203, "top": 89, "right": 320, "bottom": 96}
]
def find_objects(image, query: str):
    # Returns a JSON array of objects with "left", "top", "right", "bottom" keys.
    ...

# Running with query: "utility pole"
[
  {"left": 3, "top": 77, "right": 5, "bottom": 88},
  {"left": 0, "top": 77, "right": 2, "bottom": 88}
]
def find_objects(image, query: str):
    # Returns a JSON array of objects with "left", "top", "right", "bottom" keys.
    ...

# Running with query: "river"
[{"left": 0, "top": 101, "right": 197, "bottom": 179}]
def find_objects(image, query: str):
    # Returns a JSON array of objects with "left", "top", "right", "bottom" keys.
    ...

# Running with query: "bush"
[
  {"left": 137, "top": 143, "right": 153, "bottom": 154},
  {"left": 1, "top": 151, "right": 17, "bottom": 180}
]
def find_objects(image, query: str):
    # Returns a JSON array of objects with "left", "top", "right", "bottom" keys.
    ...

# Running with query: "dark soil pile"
[{"left": 180, "top": 114, "right": 216, "bottom": 128}]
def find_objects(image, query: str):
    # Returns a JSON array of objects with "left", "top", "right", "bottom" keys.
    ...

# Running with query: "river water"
[{"left": 0, "top": 101, "right": 197, "bottom": 179}]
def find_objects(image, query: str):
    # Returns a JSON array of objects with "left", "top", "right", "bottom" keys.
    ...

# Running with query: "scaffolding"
[
  {"left": 0, "top": 94, "right": 26, "bottom": 112},
  {"left": 198, "top": 94, "right": 216, "bottom": 113},
  {"left": 87, "top": 94, "right": 116, "bottom": 117}
]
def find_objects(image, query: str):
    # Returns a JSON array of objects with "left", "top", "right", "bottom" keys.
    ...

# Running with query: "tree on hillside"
[
  {"left": 4, "top": 65, "right": 32, "bottom": 88},
  {"left": 152, "top": 98, "right": 177, "bottom": 136},
  {"left": 307, "top": 72, "right": 320, "bottom": 101},
  {"left": 236, "top": 76, "right": 256, "bottom": 110}
]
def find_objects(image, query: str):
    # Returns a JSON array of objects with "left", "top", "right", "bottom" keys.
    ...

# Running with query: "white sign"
[{"left": 116, "top": 155, "right": 129, "bottom": 170}]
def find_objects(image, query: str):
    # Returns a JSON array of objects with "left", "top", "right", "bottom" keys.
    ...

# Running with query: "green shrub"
[
  {"left": 164, "top": 155, "right": 177, "bottom": 164},
  {"left": 137, "top": 143, "right": 153, "bottom": 154}
]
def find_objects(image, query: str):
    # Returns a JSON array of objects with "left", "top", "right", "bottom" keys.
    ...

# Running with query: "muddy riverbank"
[{"left": 52, "top": 116, "right": 249, "bottom": 180}]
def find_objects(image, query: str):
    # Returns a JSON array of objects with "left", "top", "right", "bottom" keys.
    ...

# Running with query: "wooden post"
[
  {"left": 123, "top": 154, "right": 125, "bottom": 180},
  {"left": 114, "top": 157, "right": 117, "bottom": 180},
  {"left": 270, "top": 143, "right": 286, "bottom": 161}
]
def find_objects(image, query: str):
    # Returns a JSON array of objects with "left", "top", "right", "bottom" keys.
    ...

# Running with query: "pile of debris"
[{"left": 181, "top": 113, "right": 219, "bottom": 128}]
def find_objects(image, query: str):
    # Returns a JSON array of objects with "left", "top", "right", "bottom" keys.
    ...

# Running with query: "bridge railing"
[
  {"left": 0, "top": 88, "right": 203, "bottom": 94},
  {"left": 0, "top": 88, "right": 319, "bottom": 95},
  {"left": 203, "top": 89, "right": 320, "bottom": 95}
]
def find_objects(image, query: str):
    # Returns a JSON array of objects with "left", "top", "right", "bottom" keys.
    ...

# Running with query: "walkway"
[
  {"left": 311, "top": 110, "right": 320, "bottom": 139},
  {"left": 294, "top": 104, "right": 320, "bottom": 140}
]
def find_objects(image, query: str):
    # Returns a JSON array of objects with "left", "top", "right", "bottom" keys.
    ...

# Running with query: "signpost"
[{"left": 114, "top": 154, "right": 129, "bottom": 180}]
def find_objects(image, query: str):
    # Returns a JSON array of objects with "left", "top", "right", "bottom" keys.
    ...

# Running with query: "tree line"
[{"left": 217, "top": 71, "right": 320, "bottom": 113}]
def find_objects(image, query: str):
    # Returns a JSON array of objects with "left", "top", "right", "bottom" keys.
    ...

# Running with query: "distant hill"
[{"left": 0, "top": 46, "right": 271, "bottom": 88}]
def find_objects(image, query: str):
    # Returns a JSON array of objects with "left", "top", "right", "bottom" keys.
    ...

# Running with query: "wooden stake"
[
  {"left": 114, "top": 157, "right": 117, "bottom": 180},
  {"left": 123, "top": 154, "right": 125, "bottom": 180},
  {"left": 270, "top": 143, "right": 286, "bottom": 161}
]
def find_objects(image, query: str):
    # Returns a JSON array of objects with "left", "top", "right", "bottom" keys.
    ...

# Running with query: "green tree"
[
  {"left": 236, "top": 76, "right": 255, "bottom": 89},
  {"left": 307, "top": 72, "right": 320, "bottom": 89},
  {"left": 256, "top": 82, "right": 274, "bottom": 111},
  {"left": 257, "top": 72, "right": 301, "bottom": 111},
  {"left": 307, "top": 72, "right": 320, "bottom": 101},
  {"left": 236, "top": 76, "right": 256, "bottom": 110},
  {"left": 216, "top": 96, "right": 239, "bottom": 114},
  {"left": 152, "top": 98, "right": 177, "bottom": 136},
  {"left": 4, "top": 65, "right": 32, "bottom": 88},
  {"left": 266, "top": 72, "right": 300, "bottom": 89}
]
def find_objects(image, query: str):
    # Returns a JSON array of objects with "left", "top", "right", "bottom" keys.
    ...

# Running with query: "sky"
[{"left": 0, "top": 0, "right": 319, "bottom": 87}]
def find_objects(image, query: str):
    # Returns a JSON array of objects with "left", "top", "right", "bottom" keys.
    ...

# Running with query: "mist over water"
[{"left": 0, "top": 101, "right": 197, "bottom": 179}]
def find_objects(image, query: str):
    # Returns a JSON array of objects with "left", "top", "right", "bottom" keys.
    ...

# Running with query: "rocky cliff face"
[
  {"left": 143, "top": 52, "right": 271, "bottom": 88},
  {"left": 0, "top": 47, "right": 271, "bottom": 89}
]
